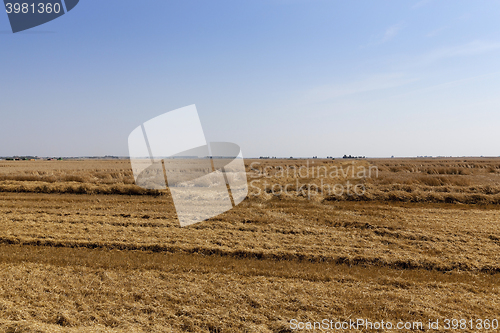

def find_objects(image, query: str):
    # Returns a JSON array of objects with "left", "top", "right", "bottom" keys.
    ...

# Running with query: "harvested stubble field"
[{"left": 0, "top": 158, "right": 499, "bottom": 332}]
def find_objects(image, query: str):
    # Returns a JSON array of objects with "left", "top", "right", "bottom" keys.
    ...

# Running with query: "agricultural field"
[{"left": 0, "top": 158, "right": 499, "bottom": 332}]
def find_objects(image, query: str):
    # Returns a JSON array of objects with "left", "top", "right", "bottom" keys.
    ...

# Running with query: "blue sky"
[{"left": 1, "top": 0, "right": 499, "bottom": 157}]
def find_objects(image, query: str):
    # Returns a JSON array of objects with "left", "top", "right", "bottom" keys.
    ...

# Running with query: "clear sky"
[{"left": 1, "top": 0, "right": 499, "bottom": 158}]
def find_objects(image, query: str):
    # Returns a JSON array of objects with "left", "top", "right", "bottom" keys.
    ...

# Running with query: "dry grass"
[
  {"left": 247, "top": 158, "right": 500, "bottom": 204},
  {"left": 0, "top": 246, "right": 499, "bottom": 332},
  {"left": 2, "top": 158, "right": 499, "bottom": 204},
  {"left": 0, "top": 159, "right": 499, "bottom": 332},
  {"left": 0, "top": 160, "right": 135, "bottom": 185}
]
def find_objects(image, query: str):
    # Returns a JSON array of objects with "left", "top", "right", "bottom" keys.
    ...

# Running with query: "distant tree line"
[{"left": 343, "top": 155, "right": 366, "bottom": 159}]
